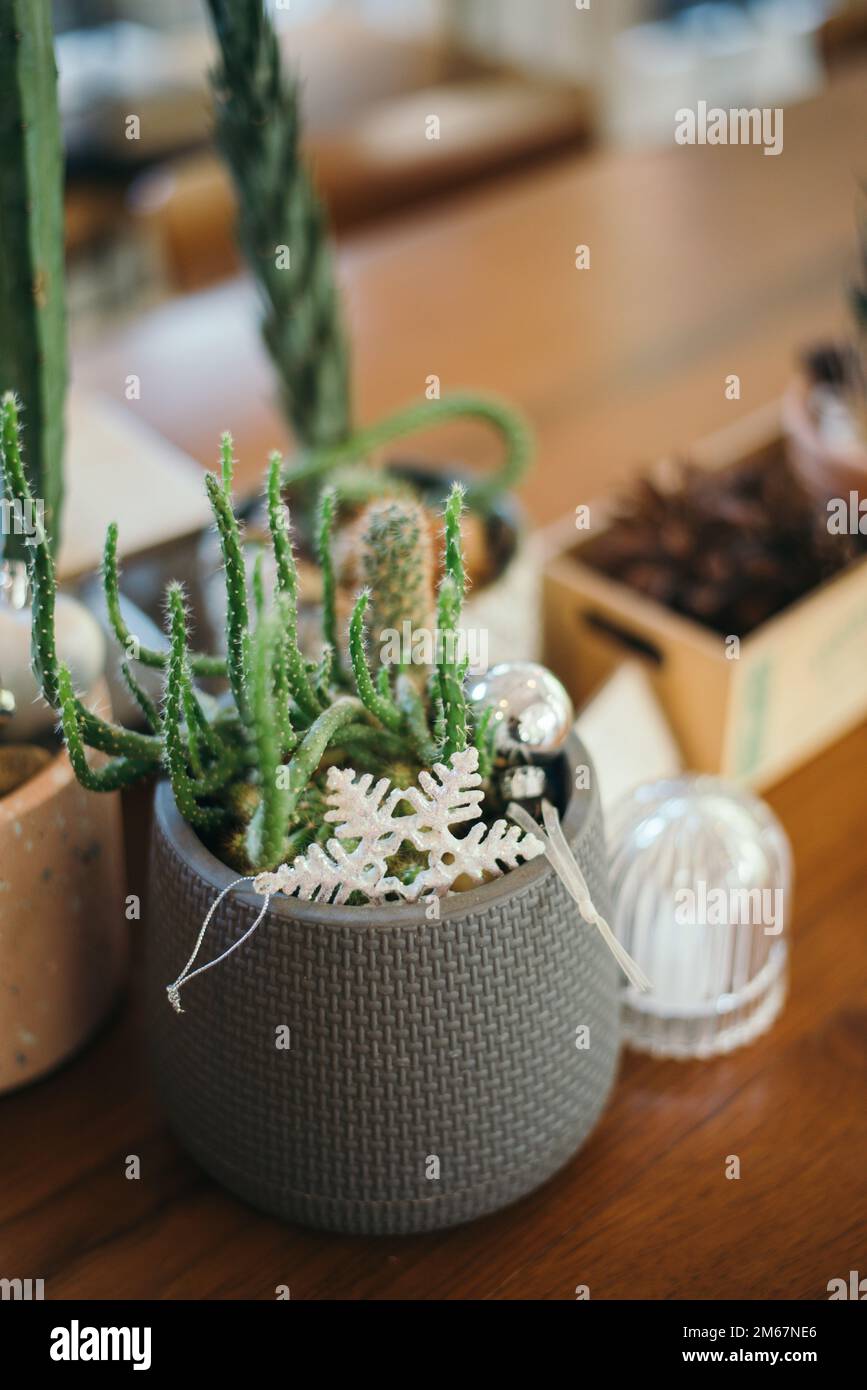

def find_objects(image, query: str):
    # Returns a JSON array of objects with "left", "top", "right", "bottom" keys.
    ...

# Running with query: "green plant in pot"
[
  {"left": 1, "top": 404, "right": 621, "bottom": 1233},
  {"left": 0, "top": 0, "right": 126, "bottom": 1093},
  {"left": 201, "top": 0, "right": 534, "bottom": 660},
  {"left": 782, "top": 201, "right": 867, "bottom": 507}
]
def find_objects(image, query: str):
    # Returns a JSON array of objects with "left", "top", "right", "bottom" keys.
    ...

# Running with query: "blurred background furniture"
[
  {"left": 127, "top": 24, "right": 594, "bottom": 290},
  {"left": 59, "top": 0, "right": 867, "bottom": 317},
  {"left": 76, "top": 63, "right": 867, "bottom": 519},
  {"left": 57, "top": 4, "right": 595, "bottom": 305}
]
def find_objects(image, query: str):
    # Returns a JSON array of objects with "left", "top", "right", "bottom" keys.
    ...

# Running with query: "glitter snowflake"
[{"left": 254, "top": 747, "right": 545, "bottom": 905}]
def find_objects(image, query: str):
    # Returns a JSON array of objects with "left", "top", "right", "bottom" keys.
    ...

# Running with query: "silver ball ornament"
[{"left": 468, "top": 661, "right": 574, "bottom": 761}]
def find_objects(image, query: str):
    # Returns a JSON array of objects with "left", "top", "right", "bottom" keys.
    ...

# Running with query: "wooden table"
[{"left": 3, "top": 68, "right": 865, "bottom": 1301}]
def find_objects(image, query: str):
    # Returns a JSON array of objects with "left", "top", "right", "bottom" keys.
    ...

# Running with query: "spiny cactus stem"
[
  {"left": 120, "top": 661, "right": 162, "bottom": 733},
  {"left": 280, "top": 695, "right": 364, "bottom": 820},
  {"left": 268, "top": 462, "right": 320, "bottom": 717},
  {"left": 102, "top": 522, "right": 226, "bottom": 677},
  {"left": 358, "top": 497, "right": 435, "bottom": 675},
  {"left": 183, "top": 677, "right": 221, "bottom": 758},
  {"left": 473, "top": 704, "right": 497, "bottom": 780},
  {"left": 252, "top": 548, "right": 266, "bottom": 619},
  {"left": 195, "top": 741, "right": 245, "bottom": 796},
  {"left": 282, "top": 392, "right": 533, "bottom": 513},
  {"left": 0, "top": 394, "right": 58, "bottom": 704},
  {"left": 286, "top": 648, "right": 323, "bottom": 722},
  {"left": 436, "top": 575, "right": 468, "bottom": 762},
  {"left": 57, "top": 666, "right": 153, "bottom": 791},
  {"left": 0, "top": 1, "right": 67, "bottom": 563},
  {"left": 272, "top": 630, "right": 298, "bottom": 759},
  {"left": 206, "top": 0, "right": 352, "bottom": 450},
  {"left": 205, "top": 472, "right": 251, "bottom": 719},
  {"left": 396, "top": 672, "right": 438, "bottom": 765},
  {"left": 246, "top": 616, "right": 290, "bottom": 870},
  {"left": 438, "top": 484, "right": 469, "bottom": 761},
  {"left": 349, "top": 591, "right": 402, "bottom": 732},
  {"left": 74, "top": 705, "right": 162, "bottom": 762},
  {"left": 220, "top": 431, "right": 235, "bottom": 495},
  {"left": 0, "top": 416, "right": 164, "bottom": 759},
  {"left": 163, "top": 585, "right": 227, "bottom": 830},
  {"left": 313, "top": 644, "right": 334, "bottom": 704},
  {"left": 432, "top": 692, "right": 446, "bottom": 750},
  {"left": 315, "top": 485, "right": 341, "bottom": 676},
  {"left": 443, "top": 482, "right": 466, "bottom": 596},
  {"left": 183, "top": 686, "right": 207, "bottom": 778},
  {"left": 267, "top": 454, "right": 298, "bottom": 607}
]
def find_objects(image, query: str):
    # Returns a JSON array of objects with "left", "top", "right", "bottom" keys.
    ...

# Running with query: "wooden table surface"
[{"left": 3, "top": 68, "right": 866, "bottom": 1301}]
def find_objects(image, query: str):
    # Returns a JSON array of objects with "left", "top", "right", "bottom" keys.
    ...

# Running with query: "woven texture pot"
[{"left": 146, "top": 733, "right": 620, "bottom": 1234}]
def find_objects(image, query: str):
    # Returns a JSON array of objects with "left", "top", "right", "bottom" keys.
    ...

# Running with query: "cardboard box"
[{"left": 542, "top": 404, "right": 867, "bottom": 790}]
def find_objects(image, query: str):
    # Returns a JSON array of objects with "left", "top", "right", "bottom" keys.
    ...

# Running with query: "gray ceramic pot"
[{"left": 146, "top": 733, "right": 620, "bottom": 1235}]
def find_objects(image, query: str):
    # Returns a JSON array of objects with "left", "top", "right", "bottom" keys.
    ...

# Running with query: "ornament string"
[
  {"left": 166, "top": 876, "right": 273, "bottom": 1014},
  {"left": 508, "top": 800, "right": 652, "bottom": 993},
  {"left": 166, "top": 769, "right": 649, "bottom": 1011}
]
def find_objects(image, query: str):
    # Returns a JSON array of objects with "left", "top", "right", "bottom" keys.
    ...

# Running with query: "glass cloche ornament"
[{"left": 607, "top": 776, "right": 792, "bottom": 1059}]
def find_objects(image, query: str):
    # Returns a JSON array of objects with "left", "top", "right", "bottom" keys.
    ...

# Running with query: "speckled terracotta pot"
[{"left": 0, "top": 692, "right": 128, "bottom": 1093}]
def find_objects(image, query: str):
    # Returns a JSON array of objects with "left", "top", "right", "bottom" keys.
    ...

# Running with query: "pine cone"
[{"left": 585, "top": 452, "right": 865, "bottom": 637}]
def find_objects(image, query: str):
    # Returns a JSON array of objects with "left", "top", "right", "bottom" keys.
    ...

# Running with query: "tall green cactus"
[
  {"left": 203, "top": 2, "right": 535, "bottom": 516},
  {"left": 205, "top": 0, "right": 351, "bottom": 451},
  {"left": 0, "top": 0, "right": 66, "bottom": 561}
]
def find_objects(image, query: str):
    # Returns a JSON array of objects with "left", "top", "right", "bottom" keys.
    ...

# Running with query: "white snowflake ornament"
[{"left": 254, "top": 747, "right": 545, "bottom": 905}]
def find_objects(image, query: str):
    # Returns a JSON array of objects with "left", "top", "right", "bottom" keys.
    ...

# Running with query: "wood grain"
[{"left": 3, "top": 68, "right": 865, "bottom": 1301}]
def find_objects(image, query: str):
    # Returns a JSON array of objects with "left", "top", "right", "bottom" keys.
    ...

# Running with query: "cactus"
[
  {"left": 205, "top": 0, "right": 351, "bottom": 452},
  {"left": 437, "top": 487, "right": 470, "bottom": 763},
  {"left": 348, "top": 590, "right": 402, "bottom": 733},
  {"left": 355, "top": 498, "right": 435, "bottom": 670},
  {"left": 281, "top": 391, "right": 534, "bottom": 516},
  {"left": 266, "top": 453, "right": 321, "bottom": 719},
  {"left": 315, "top": 485, "right": 341, "bottom": 671},
  {"left": 0, "top": 391, "right": 494, "bottom": 876},
  {"left": 246, "top": 613, "right": 290, "bottom": 869},
  {"left": 0, "top": 0, "right": 67, "bottom": 562},
  {"left": 202, "top": 2, "right": 534, "bottom": 516}
]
